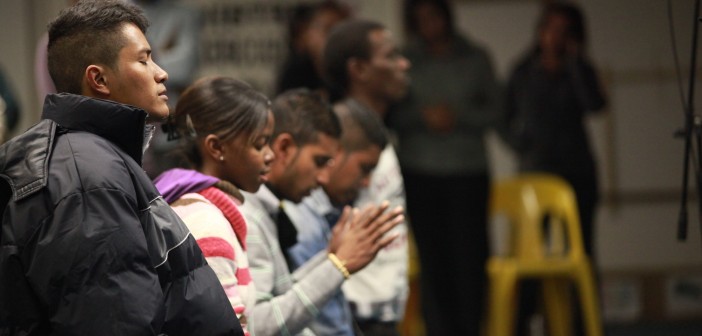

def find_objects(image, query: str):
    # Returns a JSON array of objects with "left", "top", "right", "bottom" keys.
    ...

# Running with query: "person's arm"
[
  {"left": 496, "top": 61, "right": 531, "bottom": 152},
  {"left": 174, "top": 198, "right": 250, "bottom": 326},
  {"left": 327, "top": 204, "right": 404, "bottom": 274},
  {"left": 565, "top": 55, "right": 607, "bottom": 113},
  {"left": 246, "top": 204, "right": 403, "bottom": 335},
  {"left": 28, "top": 188, "right": 163, "bottom": 335},
  {"left": 245, "top": 212, "right": 346, "bottom": 336}
]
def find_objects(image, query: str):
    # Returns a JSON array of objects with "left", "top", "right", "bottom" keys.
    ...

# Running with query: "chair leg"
[
  {"left": 487, "top": 266, "right": 518, "bottom": 336},
  {"left": 543, "top": 277, "right": 572, "bottom": 336},
  {"left": 574, "top": 263, "right": 603, "bottom": 336}
]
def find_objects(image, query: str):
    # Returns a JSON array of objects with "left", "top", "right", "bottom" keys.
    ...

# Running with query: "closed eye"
[{"left": 314, "top": 156, "right": 332, "bottom": 168}]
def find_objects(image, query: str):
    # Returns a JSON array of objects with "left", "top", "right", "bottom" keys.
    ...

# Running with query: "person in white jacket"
[{"left": 323, "top": 19, "right": 412, "bottom": 335}]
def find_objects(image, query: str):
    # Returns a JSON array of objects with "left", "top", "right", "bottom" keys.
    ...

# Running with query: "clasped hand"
[{"left": 327, "top": 201, "right": 404, "bottom": 274}]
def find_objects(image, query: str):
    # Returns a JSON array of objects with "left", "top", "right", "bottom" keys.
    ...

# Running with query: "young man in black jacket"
[{"left": 0, "top": 1, "right": 243, "bottom": 335}]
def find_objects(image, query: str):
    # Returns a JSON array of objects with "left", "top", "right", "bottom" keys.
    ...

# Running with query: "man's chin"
[
  {"left": 287, "top": 193, "right": 305, "bottom": 204},
  {"left": 329, "top": 194, "right": 353, "bottom": 208},
  {"left": 146, "top": 107, "right": 170, "bottom": 121}
]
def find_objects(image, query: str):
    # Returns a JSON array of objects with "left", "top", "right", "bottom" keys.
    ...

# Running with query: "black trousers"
[
  {"left": 354, "top": 320, "right": 399, "bottom": 336},
  {"left": 403, "top": 171, "right": 490, "bottom": 336}
]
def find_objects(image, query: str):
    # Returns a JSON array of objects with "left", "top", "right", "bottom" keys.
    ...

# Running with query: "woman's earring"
[{"left": 219, "top": 155, "right": 225, "bottom": 162}]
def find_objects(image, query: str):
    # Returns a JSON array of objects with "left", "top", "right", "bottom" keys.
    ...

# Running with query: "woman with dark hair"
[
  {"left": 503, "top": 1, "right": 606, "bottom": 259},
  {"left": 389, "top": 0, "right": 501, "bottom": 334},
  {"left": 503, "top": 2, "right": 606, "bottom": 335},
  {"left": 154, "top": 77, "right": 275, "bottom": 335}
]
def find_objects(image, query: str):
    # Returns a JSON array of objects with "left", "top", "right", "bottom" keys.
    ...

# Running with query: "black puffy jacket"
[{"left": 0, "top": 94, "right": 243, "bottom": 335}]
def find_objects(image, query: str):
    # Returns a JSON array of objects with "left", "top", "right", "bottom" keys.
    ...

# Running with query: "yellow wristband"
[{"left": 328, "top": 253, "right": 350, "bottom": 279}]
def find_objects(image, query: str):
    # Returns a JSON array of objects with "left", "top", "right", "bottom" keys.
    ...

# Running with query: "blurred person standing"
[
  {"left": 388, "top": 0, "right": 502, "bottom": 334},
  {"left": 503, "top": 1, "right": 606, "bottom": 259},
  {"left": 502, "top": 3, "right": 606, "bottom": 335},
  {"left": 324, "top": 19, "right": 411, "bottom": 336},
  {"left": 276, "top": 0, "right": 351, "bottom": 98}
]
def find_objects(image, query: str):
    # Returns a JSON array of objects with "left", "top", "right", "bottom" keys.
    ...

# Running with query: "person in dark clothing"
[
  {"left": 0, "top": 1, "right": 243, "bottom": 335},
  {"left": 276, "top": 0, "right": 350, "bottom": 98},
  {"left": 502, "top": 2, "right": 606, "bottom": 335},
  {"left": 391, "top": 1, "right": 501, "bottom": 334},
  {"left": 503, "top": 0, "right": 606, "bottom": 258}
]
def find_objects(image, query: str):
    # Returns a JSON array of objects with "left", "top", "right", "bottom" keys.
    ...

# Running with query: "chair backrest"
[{"left": 490, "top": 173, "right": 586, "bottom": 262}]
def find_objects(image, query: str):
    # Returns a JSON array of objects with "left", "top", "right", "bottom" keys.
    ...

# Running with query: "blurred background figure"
[
  {"left": 324, "top": 19, "right": 411, "bottom": 336},
  {"left": 502, "top": 0, "right": 606, "bottom": 261},
  {"left": 388, "top": 0, "right": 501, "bottom": 334},
  {"left": 136, "top": 0, "right": 202, "bottom": 179},
  {"left": 0, "top": 66, "right": 20, "bottom": 143},
  {"left": 276, "top": 0, "right": 351, "bottom": 99},
  {"left": 501, "top": 2, "right": 606, "bottom": 335}
]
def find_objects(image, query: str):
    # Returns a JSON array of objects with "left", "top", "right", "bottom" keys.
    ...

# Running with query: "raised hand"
[{"left": 328, "top": 201, "right": 404, "bottom": 274}]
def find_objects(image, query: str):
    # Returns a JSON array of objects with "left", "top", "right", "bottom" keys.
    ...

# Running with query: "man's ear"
[
  {"left": 271, "top": 133, "right": 297, "bottom": 165},
  {"left": 84, "top": 65, "right": 110, "bottom": 96},
  {"left": 203, "top": 134, "right": 224, "bottom": 162},
  {"left": 347, "top": 57, "right": 368, "bottom": 82}
]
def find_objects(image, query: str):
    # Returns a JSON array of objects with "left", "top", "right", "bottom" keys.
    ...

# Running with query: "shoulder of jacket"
[{"left": 0, "top": 120, "right": 56, "bottom": 201}]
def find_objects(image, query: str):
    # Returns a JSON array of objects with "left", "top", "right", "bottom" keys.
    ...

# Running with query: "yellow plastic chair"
[{"left": 486, "top": 173, "right": 602, "bottom": 336}]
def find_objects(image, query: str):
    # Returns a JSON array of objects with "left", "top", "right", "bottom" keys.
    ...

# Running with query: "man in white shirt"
[{"left": 323, "top": 19, "right": 412, "bottom": 335}]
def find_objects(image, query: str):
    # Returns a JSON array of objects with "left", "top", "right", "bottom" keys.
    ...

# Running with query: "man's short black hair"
[
  {"left": 323, "top": 19, "right": 385, "bottom": 95},
  {"left": 335, "top": 103, "right": 387, "bottom": 153},
  {"left": 47, "top": 0, "right": 149, "bottom": 94},
  {"left": 271, "top": 88, "right": 342, "bottom": 146}
]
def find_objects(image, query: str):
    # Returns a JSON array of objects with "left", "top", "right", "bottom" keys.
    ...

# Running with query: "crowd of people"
[{"left": 0, "top": 0, "right": 606, "bottom": 335}]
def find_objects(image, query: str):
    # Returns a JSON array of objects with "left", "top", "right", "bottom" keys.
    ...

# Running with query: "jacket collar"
[
  {"left": 0, "top": 119, "right": 56, "bottom": 201},
  {"left": 41, "top": 93, "right": 151, "bottom": 164},
  {"left": 154, "top": 168, "right": 220, "bottom": 204}
]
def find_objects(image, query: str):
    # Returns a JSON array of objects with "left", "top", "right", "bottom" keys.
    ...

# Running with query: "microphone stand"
[{"left": 678, "top": 0, "right": 701, "bottom": 241}]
